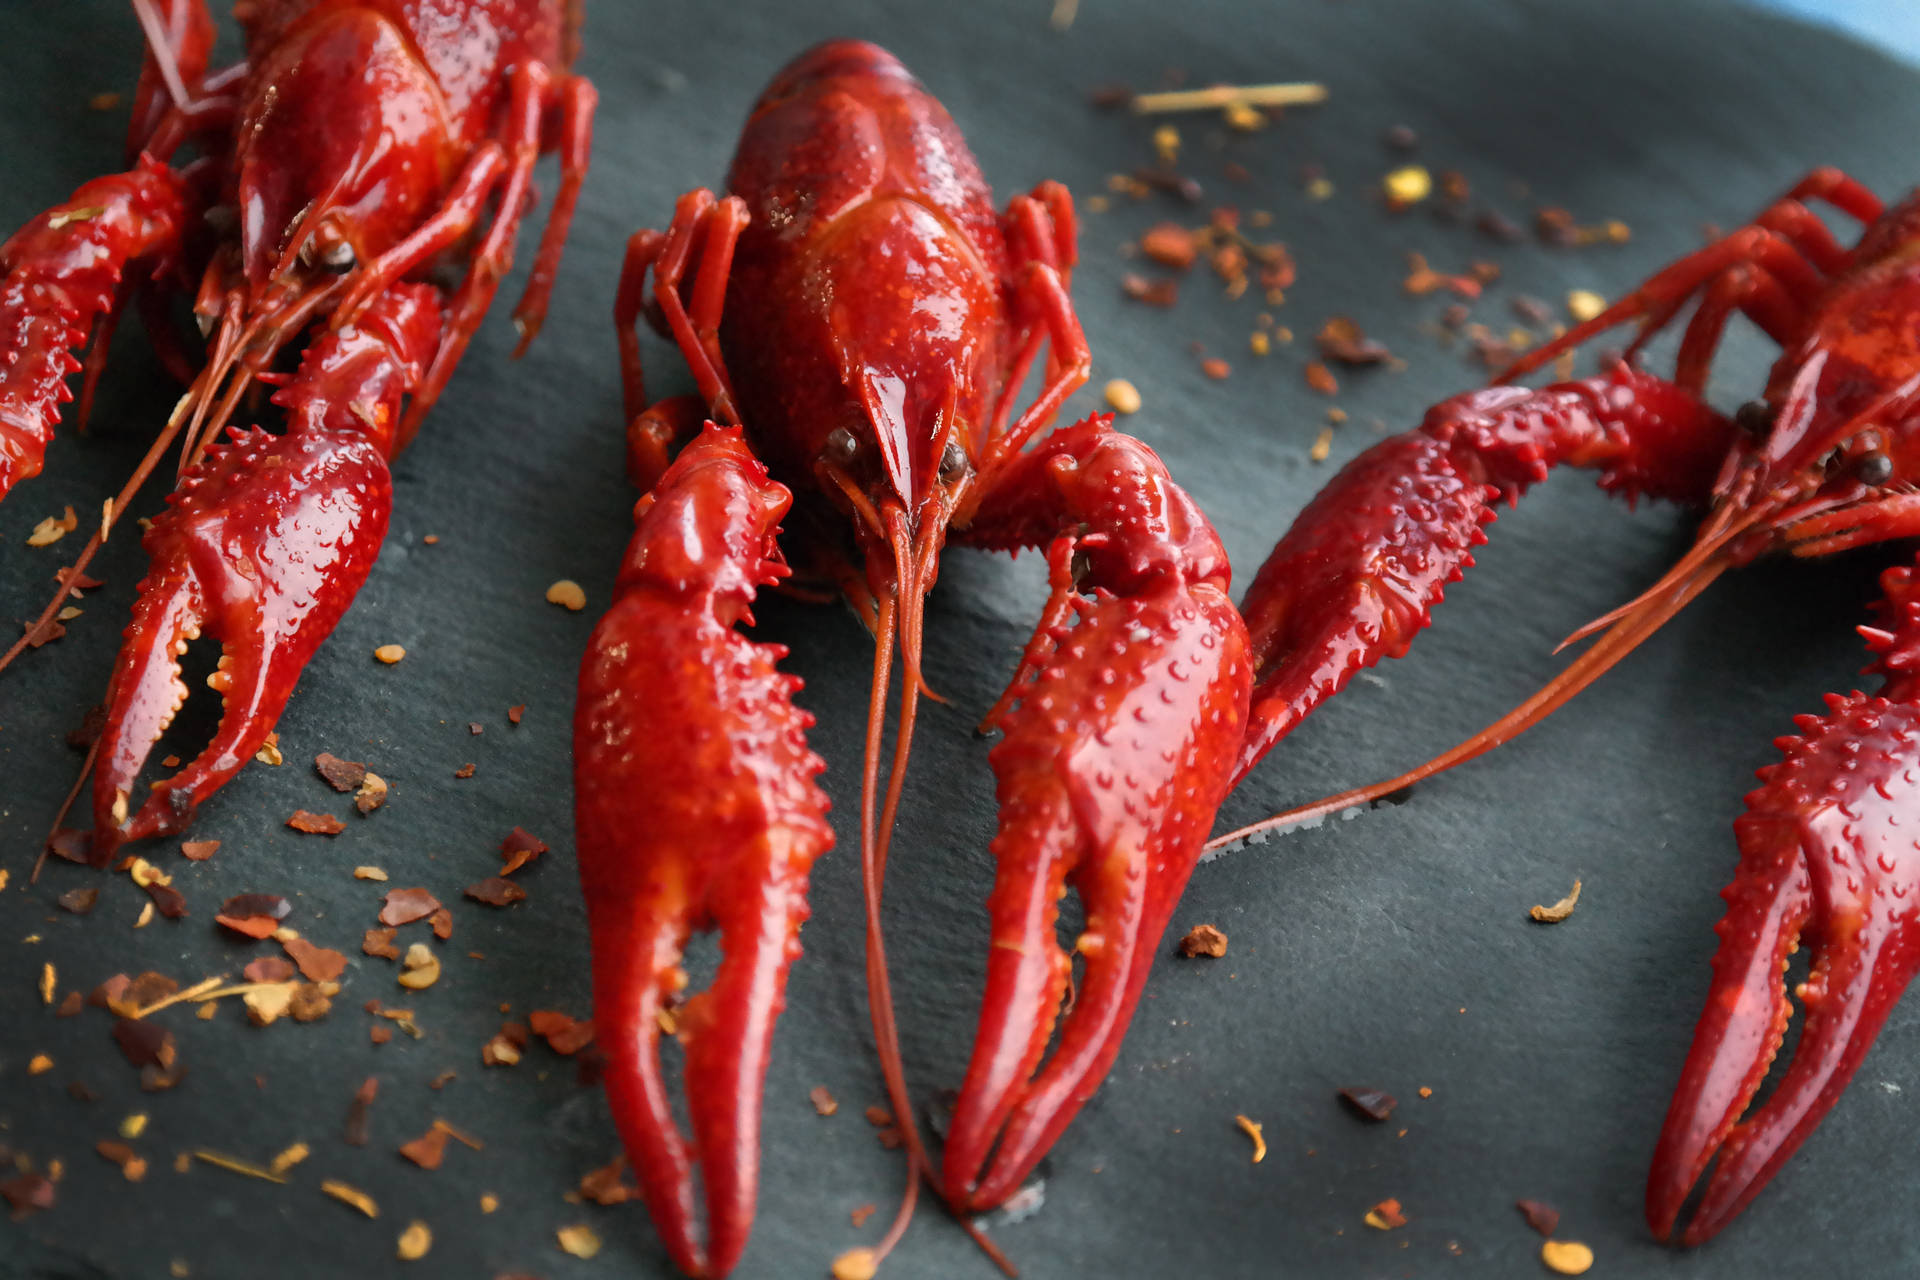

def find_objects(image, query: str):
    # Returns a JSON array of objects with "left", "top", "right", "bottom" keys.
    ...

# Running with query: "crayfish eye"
[
  {"left": 1856, "top": 450, "right": 1895, "bottom": 485},
  {"left": 1734, "top": 399, "right": 1774, "bottom": 436},
  {"left": 319, "top": 241, "right": 356, "bottom": 273},
  {"left": 822, "top": 426, "right": 861, "bottom": 467},
  {"left": 939, "top": 440, "right": 970, "bottom": 482}
]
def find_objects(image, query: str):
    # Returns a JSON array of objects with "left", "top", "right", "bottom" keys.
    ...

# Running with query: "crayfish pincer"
[
  {"left": 0, "top": 0, "right": 594, "bottom": 859},
  {"left": 578, "top": 40, "right": 1250, "bottom": 1277},
  {"left": 1212, "top": 168, "right": 1920, "bottom": 1245}
]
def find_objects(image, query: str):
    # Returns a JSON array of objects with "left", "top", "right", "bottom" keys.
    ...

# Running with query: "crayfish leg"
[{"left": 574, "top": 424, "right": 830, "bottom": 1279}]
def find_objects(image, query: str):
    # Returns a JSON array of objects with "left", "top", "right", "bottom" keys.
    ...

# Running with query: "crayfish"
[
  {"left": 0, "top": 0, "right": 594, "bottom": 861},
  {"left": 576, "top": 41, "right": 1250, "bottom": 1277},
  {"left": 1211, "top": 169, "right": 1920, "bottom": 1245}
]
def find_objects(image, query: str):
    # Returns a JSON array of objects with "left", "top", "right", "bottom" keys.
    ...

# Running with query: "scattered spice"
[
  {"left": 396, "top": 1221, "right": 432, "bottom": 1261},
  {"left": 810, "top": 1085, "right": 839, "bottom": 1117},
  {"left": 1304, "top": 362, "right": 1338, "bottom": 396},
  {"left": 500, "top": 828, "right": 548, "bottom": 875},
  {"left": 1529, "top": 879, "right": 1582, "bottom": 924},
  {"left": 321, "top": 1179, "right": 379, "bottom": 1217},
  {"left": 507, "top": 703, "right": 526, "bottom": 725},
  {"left": 1567, "top": 289, "right": 1606, "bottom": 323},
  {"left": 1316, "top": 316, "right": 1392, "bottom": 365},
  {"left": 1541, "top": 1239, "right": 1594, "bottom": 1275},
  {"left": 254, "top": 734, "right": 284, "bottom": 766},
  {"left": 40, "top": 962, "right": 56, "bottom": 1004},
  {"left": 1403, "top": 252, "right": 1483, "bottom": 299},
  {"left": 363, "top": 928, "right": 401, "bottom": 960},
  {"left": 243, "top": 983, "right": 295, "bottom": 1026},
  {"left": 480, "top": 1193, "right": 499, "bottom": 1213},
  {"left": 529, "top": 1010, "right": 595, "bottom": 1055},
  {"left": 399, "top": 1126, "right": 452, "bottom": 1171},
  {"left": 864, "top": 1106, "right": 894, "bottom": 1127},
  {"left": 27, "top": 505, "right": 79, "bottom": 547},
  {"left": 1177, "top": 924, "right": 1228, "bottom": 958},
  {"left": 1364, "top": 1198, "right": 1408, "bottom": 1230},
  {"left": 1130, "top": 82, "right": 1328, "bottom": 115},
  {"left": 482, "top": 1033, "right": 523, "bottom": 1067},
  {"left": 119, "top": 1113, "right": 149, "bottom": 1139},
  {"left": 144, "top": 882, "right": 188, "bottom": 919},
  {"left": 380, "top": 887, "right": 443, "bottom": 926},
  {"left": 1121, "top": 273, "right": 1179, "bottom": 307},
  {"left": 429, "top": 907, "right": 453, "bottom": 940},
  {"left": 1516, "top": 1198, "right": 1560, "bottom": 1237},
  {"left": 180, "top": 840, "right": 219, "bottom": 861},
  {"left": 282, "top": 938, "right": 347, "bottom": 983},
  {"left": 454, "top": 763, "right": 476, "bottom": 779},
  {"left": 56, "top": 991, "right": 82, "bottom": 1017},
  {"left": 28, "top": 1054, "right": 53, "bottom": 1075},
  {"left": 465, "top": 877, "right": 527, "bottom": 907},
  {"left": 1103, "top": 379, "right": 1142, "bottom": 415},
  {"left": 1382, "top": 165, "right": 1432, "bottom": 207},
  {"left": 344, "top": 1076, "right": 379, "bottom": 1146},
  {"left": 354, "top": 866, "right": 389, "bottom": 882},
  {"left": 193, "top": 1149, "right": 286, "bottom": 1183},
  {"left": 398, "top": 943, "right": 441, "bottom": 990},
  {"left": 832, "top": 1247, "right": 879, "bottom": 1280},
  {"left": 1139, "top": 222, "right": 1198, "bottom": 270},
  {"left": 112, "top": 1018, "right": 176, "bottom": 1070},
  {"left": 577, "top": 1155, "right": 633, "bottom": 1205},
  {"left": 546, "top": 580, "right": 587, "bottom": 611},
  {"left": 95, "top": 1140, "right": 147, "bottom": 1181},
  {"left": 850, "top": 1202, "right": 877, "bottom": 1228},
  {"left": 287, "top": 810, "right": 346, "bottom": 836},
  {"left": 315, "top": 753, "right": 368, "bottom": 792},
  {"left": 58, "top": 887, "right": 100, "bottom": 914},
  {"left": 1310, "top": 426, "right": 1335, "bottom": 462},
  {"left": 269, "top": 1142, "right": 309, "bottom": 1175},
  {"left": 1234, "top": 1114, "right": 1266, "bottom": 1163},
  {"left": 373, "top": 644, "right": 407, "bottom": 664},
  {"left": 1199, "top": 357, "right": 1230, "bottom": 381},
  {"left": 1338, "top": 1085, "right": 1400, "bottom": 1124},
  {"left": 556, "top": 1224, "right": 602, "bottom": 1259}
]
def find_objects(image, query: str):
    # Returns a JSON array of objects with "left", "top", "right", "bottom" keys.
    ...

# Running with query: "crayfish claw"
[{"left": 1650, "top": 693, "right": 1920, "bottom": 1244}]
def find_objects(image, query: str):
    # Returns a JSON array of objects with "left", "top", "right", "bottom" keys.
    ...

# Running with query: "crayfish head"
[{"left": 233, "top": 7, "right": 457, "bottom": 289}]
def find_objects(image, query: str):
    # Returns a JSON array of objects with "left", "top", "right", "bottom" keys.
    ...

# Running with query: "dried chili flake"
[
  {"left": 1339, "top": 1087, "right": 1397, "bottom": 1122},
  {"left": 864, "top": 1105, "right": 893, "bottom": 1127},
  {"left": 465, "top": 877, "right": 527, "bottom": 907},
  {"left": 1139, "top": 223, "right": 1198, "bottom": 270},
  {"left": 355, "top": 774, "right": 387, "bottom": 812},
  {"left": 112, "top": 1018, "right": 176, "bottom": 1070},
  {"left": 399, "top": 1126, "right": 451, "bottom": 1170},
  {"left": 428, "top": 907, "right": 453, "bottom": 940},
  {"left": 507, "top": 703, "right": 527, "bottom": 725},
  {"left": 67, "top": 1080, "right": 98, "bottom": 1102},
  {"left": 1364, "top": 1198, "right": 1408, "bottom": 1230},
  {"left": 380, "top": 887, "right": 442, "bottom": 926},
  {"left": 363, "top": 928, "right": 400, "bottom": 960},
  {"left": 0, "top": 1172, "right": 55, "bottom": 1214},
  {"left": 28, "top": 1054, "right": 53, "bottom": 1075},
  {"left": 90, "top": 973, "right": 132, "bottom": 1012},
  {"left": 254, "top": 733, "right": 283, "bottom": 766},
  {"left": 468, "top": 722, "right": 484, "bottom": 735},
  {"left": 315, "top": 753, "right": 368, "bottom": 792},
  {"left": 499, "top": 828, "right": 548, "bottom": 876},
  {"left": 1304, "top": 362, "right": 1338, "bottom": 396},
  {"left": 1315, "top": 316, "right": 1391, "bottom": 365},
  {"left": 1177, "top": 924, "right": 1228, "bottom": 958},
  {"left": 578, "top": 1155, "right": 634, "bottom": 1205},
  {"left": 344, "top": 1076, "right": 378, "bottom": 1146},
  {"left": 1199, "top": 357, "right": 1230, "bottom": 381},
  {"left": 95, "top": 1140, "right": 147, "bottom": 1181},
  {"left": 832, "top": 1248, "right": 878, "bottom": 1280},
  {"left": 1120, "top": 273, "right": 1179, "bottom": 307},
  {"left": 23, "top": 616, "right": 66, "bottom": 648},
  {"left": 26, "top": 505, "right": 79, "bottom": 547},
  {"left": 529, "top": 1011, "right": 594, "bottom": 1055},
  {"left": 282, "top": 938, "right": 347, "bottom": 983},
  {"left": 243, "top": 983, "right": 296, "bottom": 1026},
  {"left": 1529, "top": 879, "right": 1582, "bottom": 924},
  {"left": 371, "top": 1023, "right": 393, "bottom": 1045},
  {"left": 1402, "top": 252, "right": 1482, "bottom": 299},
  {"left": 287, "top": 809, "right": 345, "bottom": 835},
  {"left": 482, "top": 1033, "right": 523, "bottom": 1067},
  {"left": 454, "top": 763, "right": 476, "bottom": 779},
  {"left": 1516, "top": 1198, "right": 1560, "bottom": 1237},
  {"left": 144, "top": 882, "right": 188, "bottom": 919},
  {"left": 179, "top": 839, "right": 219, "bottom": 861},
  {"left": 1234, "top": 1114, "right": 1266, "bottom": 1163},
  {"left": 810, "top": 1086, "right": 839, "bottom": 1117},
  {"left": 56, "top": 991, "right": 83, "bottom": 1018},
  {"left": 57, "top": 887, "right": 100, "bottom": 914},
  {"left": 1476, "top": 208, "right": 1524, "bottom": 243},
  {"left": 244, "top": 956, "right": 296, "bottom": 984},
  {"left": 430, "top": 1070, "right": 458, "bottom": 1090}
]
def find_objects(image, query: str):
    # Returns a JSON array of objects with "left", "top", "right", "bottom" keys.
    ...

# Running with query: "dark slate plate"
[{"left": 2, "top": 1, "right": 1916, "bottom": 1277}]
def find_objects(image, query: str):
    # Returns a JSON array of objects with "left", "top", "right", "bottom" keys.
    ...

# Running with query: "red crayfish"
[
  {"left": 1210, "top": 169, "right": 1920, "bottom": 1245},
  {"left": 0, "top": 0, "right": 594, "bottom": 861},
  {"left": 576, "top": 41, "right": 1250, "bottom": 1277}
]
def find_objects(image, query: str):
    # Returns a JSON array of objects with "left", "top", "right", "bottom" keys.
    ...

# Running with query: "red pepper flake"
[
  {"left": 125, "top": 972, "right": 178, "bottom": 1010},
  {"left": 429, "top": 1070, "right": 457, "bottom": 1090},
  {"left": 217, "top": 893, "right": 291, "bottom": 938},
  {"left": 464, "top": 877, "right": 527, "bottom": 907},
  {"left": 57, "top": 887, "right": 100, "bottom": 915},
  {"left": 864, "top": 1106, "right": 893, "bottom": 1128},
  {"left": 1339, "top": 1087, "right": 1397, "bottom": 1122},
  {"left": 1087, "top": 82, "right": 1134, "bottom": 109},
  {"left": 143, "top": 882, "right": 188, "bottom": 920},
  {"left": 23, "top": 616, "right": 66, "bottom": 648},
  {"left": 0, "top": 1172, "right": 55, "bottom": 1215},
  {"left": 1315, "top": 316, "right": 1392, "bottom": 366},
  {"left": 283, "top": 938, "right": 348, "bottom": 984},
  {"left": 529, "top": 1010, "right": 595, "bottom": 1056},
  {"left": 314, "top": 753, "right": 368, "bottom": 792},
  {"left": 67, "top": 704, "right": 107, "bottom": 750},
  {"left": 1516, "top": 1198, "right": 1560, "bottom": 1237},
  {"left": 507, "top": 703, "right": 526, "bottom": 726},
  {"left": 1139, "top": 222, "right": 1198, "bottom": 271},
  {"left": 46, "top": 829, "right": 90, "bottom": 864},
  {"left": 344, "top": 1076, "right": 378, "bottom": 1146},
  {"left": 370, "top": 1024, "right": 393, "bottom": 1046},
  {"left": 468, "top": 722, "right": 484, "bottom": 735},
  {"left": 578, "top": 1155, "right": 634, "bottom": 1205},
  {"left": 1475, "top": 208, "right": 1525, "bottom": 243},
  {"left": 810, "top": 1086, "right": 839, "bottom": 1117},
  {"left": 1365, "top": 1198, "right": 1408, "bottom": 1230},
  {"left": 379, "top": 888, "right": 442, "bottom": 926},
  {"left": 363, "top": 928, "right": 401, "bottom": 960},
  {"left": 244, "top": 956, "right": 297, "bottom": 984},
  {"left": 1121, "top": 273, "right": 1179, "bottom": 307},
  {"left": 1402, "top": 252, "right": 1482, "bottom": 299},
  {"left": 1177, "top": 924, "right": 1228, "bottom": 958},
  {"left": 89, "top": 974, "right": 132, "bottom": 1012},
  {"left": 180, "top": 839, "right": 220, "bottom": 861},
  {"left": 454, "top": 763, "right": 476, "bottom": 779},
  {"left": 1536, "top": 206, "right": 1577, "bottom": 245},
  {"left": 499, "top": 828, "right": 549, "bottom": 876},
  {"left": 1199, "top": 357, "right": 1230, "bottom": 381},
  {"left": 399, "top": 1126, "right": 451, "bottom": 1171},
  {"left": 1304, "top": 362, "right": 1339, "bottom": 396},
  {"left": 429, "top": 907, "right": 454, "bottom": 940},
  {"left": 287, "top": 810, "right": 346, "bottom": 836},
  {"left": 111, "top": 1019, "right": 176, "bottom": 1070},
  {"left": 55, "top": 567, "right": 104, "bottom": 593},
  {"left": 56, "top": 991, "right": 83, "bottom": 1018}
]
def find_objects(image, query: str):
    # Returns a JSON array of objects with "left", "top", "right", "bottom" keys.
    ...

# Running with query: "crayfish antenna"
[{"left": 1207, "top": 545, "right": 1734, "bottom": 852}]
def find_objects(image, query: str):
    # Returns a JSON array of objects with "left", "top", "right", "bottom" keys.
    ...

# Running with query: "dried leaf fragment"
[
  {"left": 1541, "top": 1240, "right": 1594, "bottom": 1275},
  {"left": 556, "top": 1224, "right": 602, "bottom": 1259},
  {"left": 1364, "top": 1198, "right": 1408, "bottom": 1230},
  {"left": 380, "top": 887, "right": 442, "bottom": 926},
  {"left": 810, "top": 1085, "right": 839, "bottom": 1117},
  {"left": 1516, "top": 1198, "right": 1560, "bottom": 1237},
  {"left": 1177, "top": 923, "right": 1228, "bottom": 958},
  {"left": 1529, "top": 879, "right": 1582, "bottom": 924},
  {"left": 1234, "top": 1113, "right": 1266, "bottom": 1163},
  {"left": 322, "top": 1178, "right": 379, "bottom": 1217},
  {"left": 397, "top": 1221, "right": 432, "bottom": 1261}
]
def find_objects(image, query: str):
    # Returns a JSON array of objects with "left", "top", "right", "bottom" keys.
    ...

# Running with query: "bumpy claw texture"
[
  {"left": 574, "top": 425, "right": 831, "bottom": 1280},
  {"left": 1232, "top": 363, "right": 1736, "bottom": 784},
  {"left": 88, "top": 284, "right": 439, "bottom": 860},
  {"left": 0, "top": 158, "right": 189, "bottom": 497},
  {"left": 943, "top": 418, "right": 1252, "bottom": 1209}
]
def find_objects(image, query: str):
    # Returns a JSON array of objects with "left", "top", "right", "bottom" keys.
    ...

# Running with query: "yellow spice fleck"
[{"left": 1103, "top": 379, "right": 1143, "bottom": 415}]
